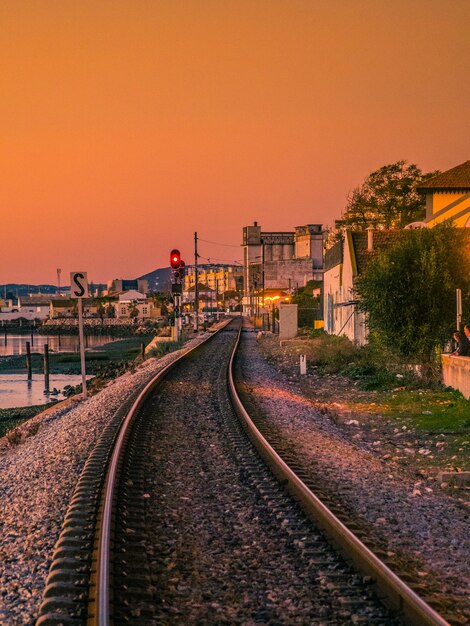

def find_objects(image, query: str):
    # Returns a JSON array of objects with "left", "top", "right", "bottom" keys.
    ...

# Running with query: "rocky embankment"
[
  {"left": 236, "top": 332, "right": 470, "bottom": 623},
  {"left": 0, "top": 329, "right": 217, "bottom": 625}
]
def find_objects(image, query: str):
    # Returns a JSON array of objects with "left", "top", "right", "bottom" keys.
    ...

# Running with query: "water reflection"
[
  {"left": 0, "top": 334, "right": 114, "bottom": 356},
  {"left": 0, "top": 373, "right": 91, "bottom": 408}
]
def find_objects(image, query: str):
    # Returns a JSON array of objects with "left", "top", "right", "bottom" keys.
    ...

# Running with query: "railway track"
[{"left": 37, "top": 318, "right": 450, "bottom": 625}]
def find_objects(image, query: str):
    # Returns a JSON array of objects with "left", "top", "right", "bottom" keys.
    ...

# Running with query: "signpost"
[
  {"left": 70, "top": 271, "right": 89, "bottom": 399},
  {"left": 456, "top": 288, "right": 462, "bottom": 331}
]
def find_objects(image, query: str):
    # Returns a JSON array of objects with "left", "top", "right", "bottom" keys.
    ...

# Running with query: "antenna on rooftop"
[{"left": 57, "top": 268, "right": 61, "bottom": 296}]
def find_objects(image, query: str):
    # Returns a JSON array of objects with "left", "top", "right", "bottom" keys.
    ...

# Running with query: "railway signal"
[
  {"left": 170, "top": 250, "right": 185, "bottom": 341},
  {"left": 170, "top": 249, "right": 181, "bottom": 269},
  {"left": 173, "top": 259, "right": 186, "bottom": 282}
]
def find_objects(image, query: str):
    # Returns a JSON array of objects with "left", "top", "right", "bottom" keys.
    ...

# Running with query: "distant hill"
[
  {"left": 138, "top": 267, "right": 172, "bottom": 292},
  {"left": 0, "top": 283, "right": 106, "bottom": 300}
]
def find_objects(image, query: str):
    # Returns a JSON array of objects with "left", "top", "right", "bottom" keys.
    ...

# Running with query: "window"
[{"left": 142, "top": 307, "right": 148, "bottom": 315}]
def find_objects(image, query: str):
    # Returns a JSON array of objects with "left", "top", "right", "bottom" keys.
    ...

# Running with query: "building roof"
[
  {"left": 351, "top": 230, "right": 408, "bottom": 275},
  {"left": 19, "top": 296, "right": 52, "bottom": 306},
  {"left": 417, "top": 161, "right": 470, "bottom": 191},
  {"left": 186, "top": 283, "right": 214, "bottom": 293},
  {"left": 118, "top": 290, "right": 147, "bottom": 302},
  {"left": 324, "top": 240, "right": 343, "bottom": 271}
]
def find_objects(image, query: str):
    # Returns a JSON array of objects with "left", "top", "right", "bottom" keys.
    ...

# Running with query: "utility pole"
[{"left": 194, "top": 231, "right": 199, "bottom": 332}]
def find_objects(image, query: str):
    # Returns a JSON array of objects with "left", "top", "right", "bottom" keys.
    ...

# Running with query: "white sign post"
[
  {"left": 70, "top": 271, "right": 89, "bottom": 400},
  {"left": 456, "top": 288, "right": 462, "bottom": 331}
]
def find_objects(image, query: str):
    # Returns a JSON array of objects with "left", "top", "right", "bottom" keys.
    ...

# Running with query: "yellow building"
[
  {"left": 418, "top": 160, "right": 470, "bottom": 227},
  {"left": 183, "top": 265, "right": 243, "bottom": 295}
]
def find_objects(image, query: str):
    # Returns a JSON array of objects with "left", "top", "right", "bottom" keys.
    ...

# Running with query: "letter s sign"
[{"left": 70, "top": 271, "right": 89, "bottom": 298}]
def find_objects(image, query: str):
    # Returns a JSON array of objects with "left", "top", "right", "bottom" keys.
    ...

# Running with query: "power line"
[
  {"left": 198, "top": 237, "right": 240, "bottom": 248},
  {"left": 198, "top": 254, "right": 242, "bottom": 265}
]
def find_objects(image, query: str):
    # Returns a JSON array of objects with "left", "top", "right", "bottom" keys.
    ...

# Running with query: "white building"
[
  {"left": 18, "top": 296, "right": 51, "bottom": 320},
  {"left": 115, "top": 290, "right": 158, "bottom": 319},
  {"left": 323, "top": 229, "right": 404, "bottom": 345}
]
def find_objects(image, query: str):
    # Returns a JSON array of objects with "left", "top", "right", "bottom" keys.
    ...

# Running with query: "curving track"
[{"left": 37, "top": 319, "right": 449, "bottom": 625}]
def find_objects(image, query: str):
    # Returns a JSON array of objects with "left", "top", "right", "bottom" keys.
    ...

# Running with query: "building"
[
  {"left": 18, "top": 295, "right": 51, "bottom": 320},
  {"left": 182, "top": 283, "right": 216, "bottom": 311},
  {"left": 242, "top": 222, "right": 323, "bottom": 315},
  {"left": 418, "top": 160, "right": 470, "bottom": 227},
  {"left": 114, "top": 290, "right": 159, "bottom": 319},
  {"left": 50, "top": 298, "right": 101, "bottom": 318},
  {"left": 106, "top": 278, "right": 149, "bottom": 295},
  {"left": 323, "top": 229, "right": 405, "bottom": 345},
  {"left": 183, "top": 264, "right": 243, "bottom": 295}
]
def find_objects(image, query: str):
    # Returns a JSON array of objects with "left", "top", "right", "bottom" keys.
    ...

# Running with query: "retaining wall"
[{"left": 442, "top": 354, "right": 470, "bottom": 398}]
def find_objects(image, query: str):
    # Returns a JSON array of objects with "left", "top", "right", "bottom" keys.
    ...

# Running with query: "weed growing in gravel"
[
  {"left": 6, "top": 428, "right": 22, "bottom": 446},
  {"left": 147, "top": 340, "right": 184, "bottom": 359}
]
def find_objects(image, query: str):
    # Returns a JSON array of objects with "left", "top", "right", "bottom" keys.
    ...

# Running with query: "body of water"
[
  {"left": 0, "top": 373, "right": 90, "bottom": 408},
  {"left": 0, "top": 334, "right": 115, "bottom": 356}
]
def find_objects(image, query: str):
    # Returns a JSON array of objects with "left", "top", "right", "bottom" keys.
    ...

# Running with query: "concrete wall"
[
  {"left": 323, "top": 233, "right": 367, "bottom": 345},
  {"left": 427, "top": 191, "right": 470, "bottom": 227},
  {"left": 442, "top": 354, "right": 470, "bottom": 398},
  {"left": 294, "top": 228, "right": 323, "bottom": 268},
  {"left": 279, "top": 303, "right": 298, "bottom": 339},
  {"left": 264, "top": 258, "right": 314, "bottom": 289}
]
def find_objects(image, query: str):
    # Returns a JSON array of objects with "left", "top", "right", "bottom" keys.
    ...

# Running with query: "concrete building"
[
  {"left": 106, "top": 278, "right": 149, "bottom": 295},
  {"left": 323, "top": 229, "right": 406, "bottom": 345},
  {"left": 183, "top": 264, "right": 243, "bottom": 295},
  {"left": 114, "top": 290, "right": 159, "bottom": 319},
  {"left": 418, "top": 160, "right": 470, "bottom": 227},
  {"left": 242, "top": 222, "right": 323, "bottom": 315},
  {"left": 182, "top": 283, "right": 216, "bottom": 311},
  {"left": 50, "top": 298, "right": 102, "bottom": 319},
  {"left": 18, "top": 295, "right": 51, "bottom": 320}
]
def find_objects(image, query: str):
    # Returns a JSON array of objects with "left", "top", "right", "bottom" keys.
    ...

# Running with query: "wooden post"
[
  {"left": 141, "top": 341, "right": 145, "bottom": 360},
  {"left": 26, "top": 341, "right": 32, "bottom": 379},
  {"left": 44, "top": 343, "right": 50, "bottom": 392},
  {"left": 4, "top": 326, "right": 7, "bottom": 346},
  {"left": 30, "top": 324, "right": 34, "bottom": 346}
]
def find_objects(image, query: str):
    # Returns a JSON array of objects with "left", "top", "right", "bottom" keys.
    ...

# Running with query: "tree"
[
  {"left": 128, "top": 300, "right": 139, "bottom": 321},
  {"left": 355, "top": 224, "right": 470, "bottom": 364},
  {"left": 291, "top": 280, "right": 322, "bottom": 327},
  {"left": 336, "top": 161, "right": 439, "bottom": 230},
  {"left": 150, "top": 292, "right": 170, "bottom": 315},
  {"left": 94, "top": 297, "right": 106, "bottom": 321}
]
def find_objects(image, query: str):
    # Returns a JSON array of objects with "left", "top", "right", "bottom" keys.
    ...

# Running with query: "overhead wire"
[{"left": 197, "top": 237, "right": 240, "bottom": 248}]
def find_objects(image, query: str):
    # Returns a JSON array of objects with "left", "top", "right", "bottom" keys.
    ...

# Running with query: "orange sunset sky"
[{"left": 1, "top": 0, "right": 469, "bottom": 284}]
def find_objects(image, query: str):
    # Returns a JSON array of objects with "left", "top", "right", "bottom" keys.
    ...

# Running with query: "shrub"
[
  {"left": 6, "top": 428, "right": 22, "bottom": 446},
  {"left": 300, "top": 334, "right": 358, "bottom": 373},
  {"left": 147, "top": 340, "right": 184, "bottom": 359}
]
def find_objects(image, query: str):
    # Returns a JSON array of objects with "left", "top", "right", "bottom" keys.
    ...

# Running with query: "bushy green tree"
[
  {"left": 336, "top": 161, "right": 439, "bottom": 230},
  {"left": 355, "top": 224, "right": 470, "bottom": 363},
  {"left": 291, "top": 280, "right": 322, "bottom": 327}
]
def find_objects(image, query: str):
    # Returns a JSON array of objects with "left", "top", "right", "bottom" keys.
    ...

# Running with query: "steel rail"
[
  {"left": 227, "top": 325, "right": 450, "bottom": 626},
  {"left": 93, "top": 319, "right": 234, "bottom": 626}
]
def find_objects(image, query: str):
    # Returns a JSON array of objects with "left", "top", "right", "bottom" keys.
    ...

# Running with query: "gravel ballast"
[
  {"left": 118, "top": 327, "right": 397, "bottom": 624},
  {"left": 0, "top": 330, "right": 216, "bottom": 625},
  {"left": 236, "top": 331, "right": 470, "bottom": 623}
]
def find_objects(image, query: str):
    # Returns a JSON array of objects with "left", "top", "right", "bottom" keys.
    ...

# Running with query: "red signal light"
[{"left": 170, "top": 249, "right": 181, "bottom": 269}]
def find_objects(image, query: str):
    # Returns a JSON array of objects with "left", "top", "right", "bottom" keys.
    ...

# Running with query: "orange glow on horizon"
[{"left": 1, "top": 1, "right": 469, "bottom": 283}]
